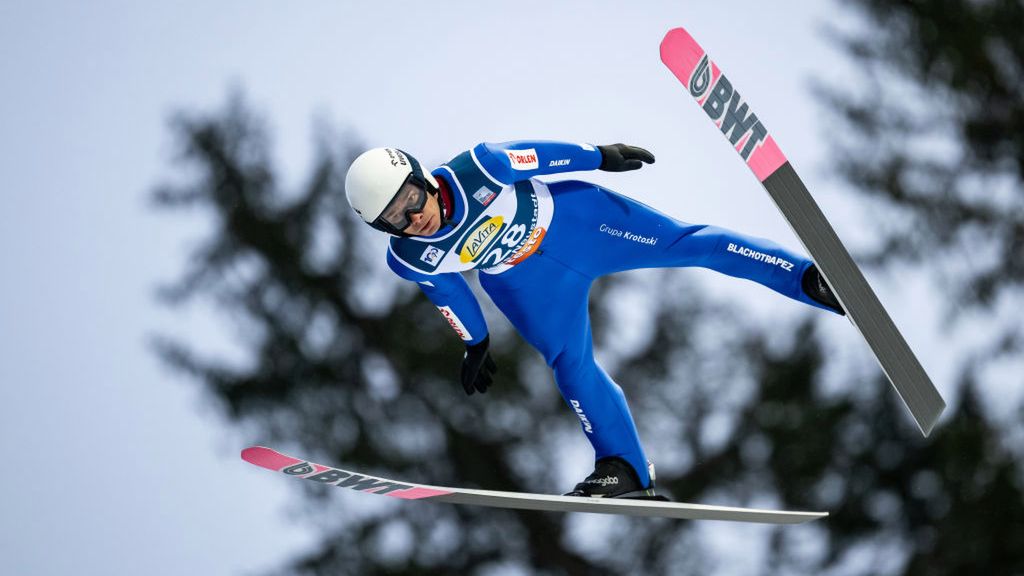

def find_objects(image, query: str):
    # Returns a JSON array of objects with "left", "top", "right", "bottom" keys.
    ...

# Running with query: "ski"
[
  {"left": 659, "top": 27, "right": 946, "bottom": 436},
  {"left": 242, "top": 446, "right": 827, "bottom": 524}
]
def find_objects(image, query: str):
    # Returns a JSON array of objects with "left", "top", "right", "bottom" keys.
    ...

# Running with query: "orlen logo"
[
  {"left": 459, "top": 216, "right": 504, "bottom": 263},
  {"left": 437, "top": 306, "right": 472, "bottom": 341},
  {"left": 688, "top": 54, "right": 768, "bottom": 161},
  {"left": 506, "top": 149, "right": 539, "bottom": 170}
]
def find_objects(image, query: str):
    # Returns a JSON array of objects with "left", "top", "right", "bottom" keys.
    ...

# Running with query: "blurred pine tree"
[{"left": 154, "top": 83, "right": 1023, "bottom": 575}]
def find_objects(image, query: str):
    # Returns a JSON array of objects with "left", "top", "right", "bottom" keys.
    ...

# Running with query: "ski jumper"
[{"left": 386, "top": 141, "right": 834, "bottom": 486}]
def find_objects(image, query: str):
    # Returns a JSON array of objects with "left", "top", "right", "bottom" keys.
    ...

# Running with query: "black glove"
[
  {"left": 461, "top": 336, "right": 497, "bottom": 395},
  {"left": 597, "top": 144, "right": 655, "bottom": 172}
]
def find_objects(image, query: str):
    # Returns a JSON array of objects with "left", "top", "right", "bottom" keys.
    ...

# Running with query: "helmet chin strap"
[{"left": 433, "top": 178, "right": 456, "bottom": 229}]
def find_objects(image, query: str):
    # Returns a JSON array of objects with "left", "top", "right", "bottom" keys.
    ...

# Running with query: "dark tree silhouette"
[
  {"left": 154, "top": 90, "right": 1024, "bottom": 575},
  {"left": 817, "top": 0, "right": 1024, "bottom": 360},
  {"left": 808, "top": 1, "right": 1024, "bottom": 572}
]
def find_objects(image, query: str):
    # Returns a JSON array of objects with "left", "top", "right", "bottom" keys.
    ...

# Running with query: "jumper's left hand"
[
  {"left": 597, "top": 144, "right": 655, "bottom": 172},
  {"left": 461, "top": 336, "right": 497, "bottom": 396}
]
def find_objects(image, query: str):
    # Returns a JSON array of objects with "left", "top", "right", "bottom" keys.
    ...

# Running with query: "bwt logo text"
[{"left": 688, "top": 54, "right": 768, "bottom": 161}]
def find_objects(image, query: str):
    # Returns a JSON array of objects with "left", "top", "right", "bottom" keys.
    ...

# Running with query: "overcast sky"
[{"left": 0, "top": 2, "right": 969, "bottom": 574}]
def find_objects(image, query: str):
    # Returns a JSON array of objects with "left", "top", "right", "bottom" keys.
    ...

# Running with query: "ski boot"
[
  {"left": 802, "top": 264, "right": 845, "bottom": 315},
  {"left": 564, "top": 457, "right": 668, "bottom": 500}
]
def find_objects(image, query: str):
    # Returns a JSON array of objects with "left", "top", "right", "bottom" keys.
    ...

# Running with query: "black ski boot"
[
  {"left": 802, "top": 264, "right": 845, "bottom": 315},
  {"left": 564, "top": 457, "right": 666, "bottom": 500}
]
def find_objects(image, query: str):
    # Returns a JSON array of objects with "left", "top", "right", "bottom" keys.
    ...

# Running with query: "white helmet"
[{"left": 344, "top": 147, "right": 440, "bottom": 232}]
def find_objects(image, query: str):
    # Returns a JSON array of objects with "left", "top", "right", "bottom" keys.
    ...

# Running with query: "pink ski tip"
[
  {"left": 661, "top": 27, "right": 696, "bottom": 47},
  {"left": 660, "top": 27, "right": 706, "bottom": 84},
  {"left": 242, "top": 446, "right": 302, "bottom": 471},
  {"left": 660, "top": 27, "right": 700, "bottom": 61}
]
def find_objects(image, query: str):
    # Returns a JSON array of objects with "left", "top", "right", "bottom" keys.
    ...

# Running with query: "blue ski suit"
[{"left": 386, "top": 140, "right": 834, "bottom": 487}]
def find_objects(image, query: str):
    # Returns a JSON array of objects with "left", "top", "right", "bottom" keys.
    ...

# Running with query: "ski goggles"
[{"left": 372, "top": 172, "right": 432, "bottom": 235}]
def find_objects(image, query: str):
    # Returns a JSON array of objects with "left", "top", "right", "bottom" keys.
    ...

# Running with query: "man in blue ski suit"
[{"left": 344, "top": 141, "right": 843, "bottom": 498}]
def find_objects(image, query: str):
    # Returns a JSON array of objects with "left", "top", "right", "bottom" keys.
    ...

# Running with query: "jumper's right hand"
[{"left": 461, "top": 336, "right": 497, "bottom": 395}]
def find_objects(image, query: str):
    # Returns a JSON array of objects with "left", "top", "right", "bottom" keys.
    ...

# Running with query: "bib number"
[{"left": 480, "top": 224, "right": 529, "bottom": 267}]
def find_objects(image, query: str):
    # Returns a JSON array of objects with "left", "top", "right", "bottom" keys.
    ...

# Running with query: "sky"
[{"left": 0, "top": 2, "right": 970, "bottom": 574}]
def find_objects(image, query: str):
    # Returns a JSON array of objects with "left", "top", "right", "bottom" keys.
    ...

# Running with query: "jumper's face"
[
  {"left": 376, "top": 175, "right": 442, "bottom": 236},
  {"left": 402, "top": 192, "right": 442, "bottom": 236}
]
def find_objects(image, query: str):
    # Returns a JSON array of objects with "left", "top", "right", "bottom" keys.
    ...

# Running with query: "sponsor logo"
[
  {"left": 437, "top": 306, "right": 473, "bottom": 341},
  {"left": 688, "top": 54, "right": 712, "bottom": 98},
  {"left": 586, "top": 476, "right": 620, "bottom": 487},
  {"left": 472, "top": 186, "right": 497, "bottom": 206},
  {"left": 548, "top": 159, "right": 570, "bottom": 167},
  {"left": 599, "top": 223, "right": 658, "bottom": 246},
  {"left": 282, "top": 461, "right": 414, "bottom": 495},
  {"left": 459, "top": 216, "right": 504, "bottom": 263},
  {"left": 505, "top": 226, "right": 546, "bottom": 266},
  {"left": 505, "top": 148, "right": 539, "bottom": 170},
  {"left": 419, "top": 245, "right": 444, "bottom": 266},
  {"left": 688, "top": 54, "right": 768, "bottom": 161},
  {"left": 726, "top": 242, "right": 795, "bottom": 271},
  {"left": 570, "top": 399, "right": 593, "bottom": 433},
  {"left": 523, "top": 186, "right": 540, "bottom": 228},
  {"left": 384, "top": 148, "right": 408, "bottom": 168}
]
